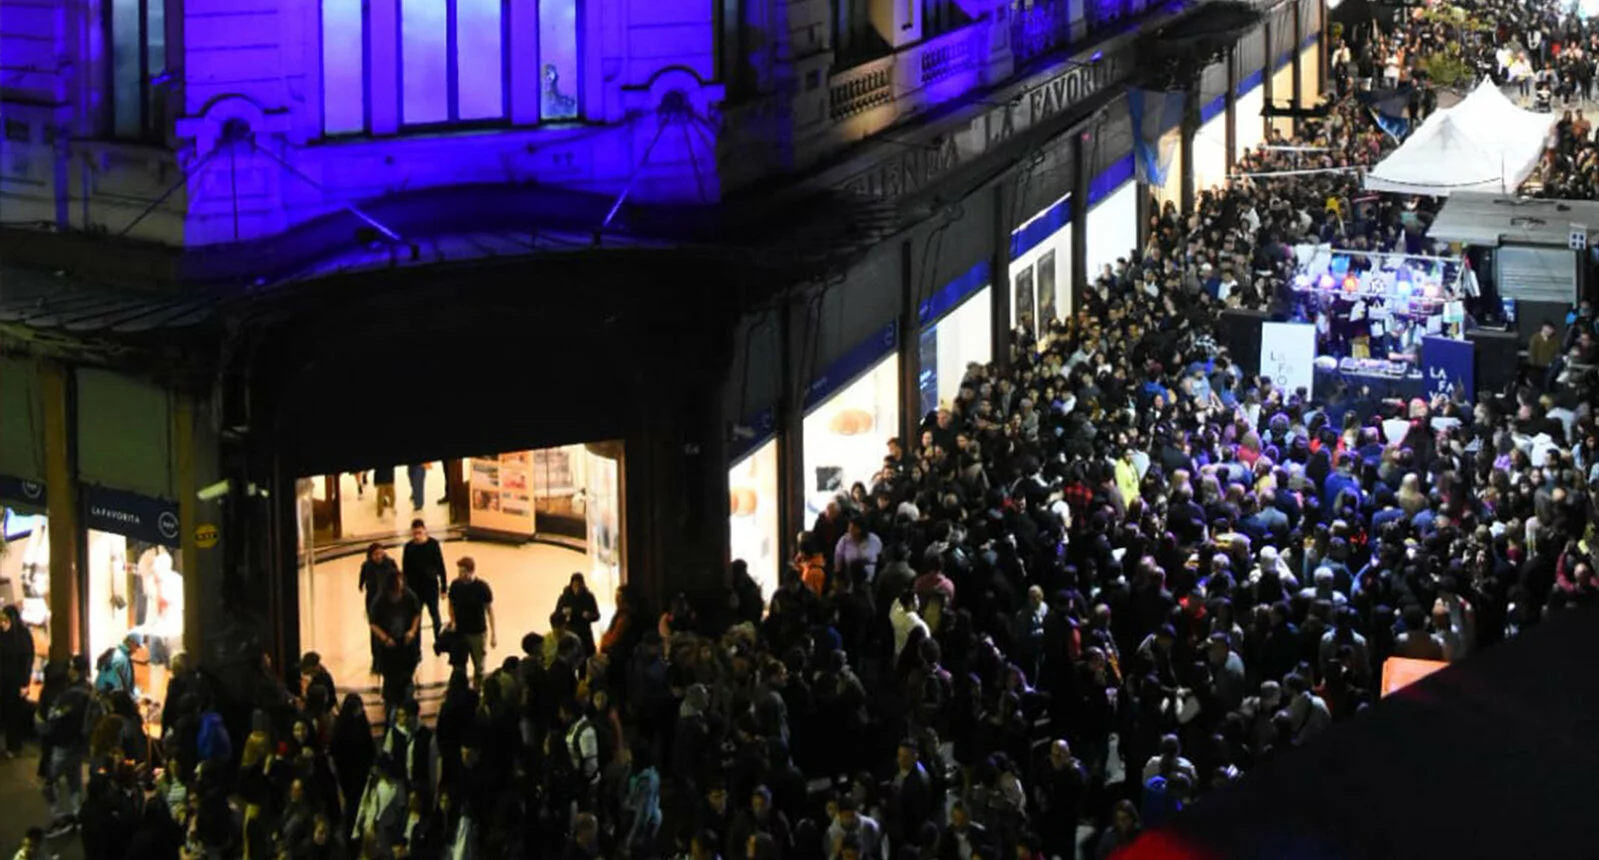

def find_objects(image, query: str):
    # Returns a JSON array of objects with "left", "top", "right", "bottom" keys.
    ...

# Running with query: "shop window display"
[
  {"left": 85, "top": 529, "right": 182, "bottom": 705},
  {"left": 1009, "top": 199, "right": 1072, "bottom": 337},
  {"left": 728, "top": 440, "right": 781, "bottom": 604},
  {"left": 0, "top": 510, "right": 51, "bottom": 681},
  {"left": 802, "top": 354, "right": 899, "bottom": 519},
  {"left": 919, "top": 287, "right": 993, "bottom": 416}
]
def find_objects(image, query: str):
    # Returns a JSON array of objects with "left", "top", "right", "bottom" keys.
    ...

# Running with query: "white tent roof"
[
  {"left": 1364, "top": 101, "right": 1548, "bottom": 196},
  {"left": 1448, "top": 79, "right": 1557, "bottom": 151}
]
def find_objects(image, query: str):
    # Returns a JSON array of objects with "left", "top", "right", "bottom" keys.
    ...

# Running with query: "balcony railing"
[
  {"left": 829, "top": 58, "right": 896, "bottom": 121},
  {"left": 919, "top": 28, "right": 976, "bottom": 86},
  {"left": 1010, "top": 0, "right": 1073, "bottom": 67}
]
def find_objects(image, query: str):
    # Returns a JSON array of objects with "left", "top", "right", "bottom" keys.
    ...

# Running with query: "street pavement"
[{"left": 0, "top": 748, "right": 84, "bottom": 860}]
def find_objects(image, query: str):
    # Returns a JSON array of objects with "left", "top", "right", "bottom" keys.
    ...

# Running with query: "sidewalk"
[{"left": 0, "top": 748, "right": 84, "bottom": 860}]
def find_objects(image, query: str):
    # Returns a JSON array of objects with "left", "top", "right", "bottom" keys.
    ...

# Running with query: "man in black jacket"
[{"left": 402, "top": 519, "right": 449, "bottom": 640}]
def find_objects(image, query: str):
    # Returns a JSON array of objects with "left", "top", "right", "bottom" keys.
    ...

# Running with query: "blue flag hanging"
[{"left": 1129, "top": 88, "right": 1185, "bottom": 187}]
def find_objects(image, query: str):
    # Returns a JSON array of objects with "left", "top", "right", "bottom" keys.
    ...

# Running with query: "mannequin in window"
[
  {"left": 141, "top": 548, "right": 183, "bottom": 668},
  {"left": 543, "top": 64, "right": 578, "bottom": 119}
]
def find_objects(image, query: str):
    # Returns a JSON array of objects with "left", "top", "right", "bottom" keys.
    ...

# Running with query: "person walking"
[
  {"left": 368, "top": 572, "right": 422, "bottom": 713},
  {"left": 40, "top": 654, "right": 94, "bottom": 838},
  {"left": 402, "top": 519, "right": 449, "bottom": 640},
  {"left": 359, "top": 544, "right": 401, "bottom": 675},
  {"left": 446, "top": 557, "right": 496, "bottom": 689},
  {"left": 0, "top": 605, "right": 33, "bottom": 758}
]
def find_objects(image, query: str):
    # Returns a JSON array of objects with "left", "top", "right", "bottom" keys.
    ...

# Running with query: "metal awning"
[
  {"left": 1429, "top": 192, "right": 1599, "bottom": 246},
  {"left": 0, "top": 265, "right": 215, "bottom": 335}
]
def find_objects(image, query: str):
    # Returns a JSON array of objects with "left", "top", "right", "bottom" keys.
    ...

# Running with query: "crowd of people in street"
[{"left": 5, "top": 4, "right": 1599, "bottom": 860}]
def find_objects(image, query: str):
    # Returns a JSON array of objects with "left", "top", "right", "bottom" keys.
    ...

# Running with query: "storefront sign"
[
  {"left": 0, "top": 474, "right": 47, "bottom": 512},
  {"left": 804, "top": 322, "right": 899, "bottom": 412},
  {"left": 841, "top": 137, "right": 962, "bottom": 200},
  {"left": 839, "top": 45, "right": 1131, "bottom": 202},
  {"left": 83, "top": 485, "right": 181, "bottom": 548},
  {"left": 194, "top": 523, "right": 221, "bottom": 549}
]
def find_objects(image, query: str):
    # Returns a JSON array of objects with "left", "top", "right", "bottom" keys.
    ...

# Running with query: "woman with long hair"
[
  {"left": 557, "top": 573, "right": 601, "bottom": 654},
  {"left": 329, "top": 694, "right": 374, "bottom": 833}
]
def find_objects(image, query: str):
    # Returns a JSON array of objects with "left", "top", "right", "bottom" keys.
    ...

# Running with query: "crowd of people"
[{"left": 6, "top": 8, "right": 1599, "bottom": 860}]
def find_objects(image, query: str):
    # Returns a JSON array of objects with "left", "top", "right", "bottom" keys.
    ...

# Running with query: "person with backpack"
[
  {"left": 94, "top": 635, "right": 138, "bottom": 699},
  {"left": 40, "top": 654, "right": 94, "bottom": 838}
]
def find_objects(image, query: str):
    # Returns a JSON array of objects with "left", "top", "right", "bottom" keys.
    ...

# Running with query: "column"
[
  {"left": 991, "top": 181, "right": 1013, "bottom": 372},
  {"left": 898, "top": 239, "right": 921, "bottom": 443},
  {"left": 40, "top": 362, "right": 79, "bottom": 662},
  {"left": 1263, "top": 16, "right": 1274, "bottom": 137},
  {"left": 172, "top": 393, "right": 226, "bottom": 661},
  {"left": 1225, "top": 47, "right": 1237, "bottom": 175},
  {"left": 1070, "top": 130, "right": 1089, "bottom": 311},
  {"left": 1291, "top": 0, "right": 1304, "bottom": 135},
  {"left": 174, "top": 393, "right": 200, "bottom": 657},
  {"left": 777, "top": 294, "right": 805, "bottom": 562},
  {"left": 1181, "top": 82, "right": 1198, "bottom": 216}
]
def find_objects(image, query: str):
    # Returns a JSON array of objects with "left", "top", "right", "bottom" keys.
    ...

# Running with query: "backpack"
[
  {"left": 197, "top": 712, "right": 232, "bottom": 765},
  {"left": 94, "top": 647, "right": 131, "bottom": 695}
]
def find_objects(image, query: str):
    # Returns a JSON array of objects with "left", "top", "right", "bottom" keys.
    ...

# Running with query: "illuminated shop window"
[
  {"left": 538, "top": 0, "right": 581, "bottom": 120},
  {"left": 109, "top": 0, "right": 167, "bottom": 139},
  {"left": 322, "top": 0, "right": 368, "bottom": 134},
  {"left": 401, "top": 0, "right": 509, "bottom": 125},
  {"left": 322, "top": 0, "right": 576, "bottom": 134}
]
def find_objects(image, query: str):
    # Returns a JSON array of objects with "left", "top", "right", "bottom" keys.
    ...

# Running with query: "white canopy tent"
[
  {"left": 1448, "top": 79, "right": 1556, "bottom": 152},
  {"left": 1364, "top": 82, "right": 1552, "bottom": 197}
]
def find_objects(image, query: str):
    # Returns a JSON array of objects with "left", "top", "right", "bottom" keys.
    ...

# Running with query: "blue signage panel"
[
  {"left": 1087, "top": 154, "right": 1135, "bottom": 207},
  {"left": 1275, "top": 51, "right": 1295, "bottom": 71},
  {"left": 83, "top": 485, "right": 181, "bottom": 547},
  {"left": 803, "top": 322, "right": 899, "bottom": 412},
  {"left": 1421, "top": 336, "right": 1475, "bottom": 403},
  {"left": 0, "top": 474, "right": 47, "bottom": 511},
  {"left": 1200, "top": 94, "right": 1227, "bottom": 125},
  {"left": 729, "top": 406, "right": 778, "bottom": 464},
  {"left": 1238, "top": 69, "right": 1264, "bottom": 97},
  {"left": 1011, "top": 194, "right": 1072, "bottom": 260},
  {"left": 918, "top": 261, "right": 992, "bottom": 327}
]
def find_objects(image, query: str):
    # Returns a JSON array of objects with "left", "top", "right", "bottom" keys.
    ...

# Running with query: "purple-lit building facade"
[{"left": 0, "top": 0, "right": 1323, "bottom": 668}]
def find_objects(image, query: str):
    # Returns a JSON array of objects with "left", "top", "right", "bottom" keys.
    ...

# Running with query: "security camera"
[{"left": 197, "top": 479, "right": 233, "bottom": 502}]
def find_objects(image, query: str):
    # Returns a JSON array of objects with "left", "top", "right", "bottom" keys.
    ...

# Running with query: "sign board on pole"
[
  {"left": 1421, "top": 335, "right": 1475, "bottom": 402},
  {"left": 1260, "top": 322, "right": 1318, "bottom": 400},
  {"left": 1570, "top": 222, "right": 1588, "bottom": 251}
]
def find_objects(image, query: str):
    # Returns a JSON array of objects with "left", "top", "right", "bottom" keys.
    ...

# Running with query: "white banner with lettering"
[{"left": 1260, "top": 321, "right": 1318, "bottom": 400}]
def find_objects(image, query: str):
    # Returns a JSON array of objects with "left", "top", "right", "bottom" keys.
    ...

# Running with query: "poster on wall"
[
  {"left": 468, "top": 452, "right": 537, "bottom": 535},
  {"left": 1260, "top": 322, "right": 1318, "bottom": 399},
  {"left": 1014, "top": 266, "right": 1036, "bottom": 336},
  {"left": 1037, "top": 252, "right": 1057, "bottom": 329}
]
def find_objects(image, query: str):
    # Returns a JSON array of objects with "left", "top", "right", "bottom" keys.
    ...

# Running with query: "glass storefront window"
[
  {"left": 728, "top": 439, "right": 780, "bottom": 606},
  {"left": 1271, "top": 64, "right": 1295, "bottom": 138},
  {"left": 919, "top": 286, "right": 992, "bottom": 416},
  {"left": 1195, "top": 116, "right": 1228, "bottom": 195},
  {"left": 802, "top": 354, "right": 899, "bottom": 519},
  {"left": 86, "top": 529, "right": 182, "bottom": 702},
  {"left": 1236, "top": 86, "right": 1266, "bottom": 162},
  {"left": 1085, "top": 182, "right": 1138, "bottom": 283},
  {"left": 583, "top": 447, "right": 623, "bottom": 604},
  {"left": 1, "top": 510, "right": 50, "bottom": 685},
  {"left": 299, "top": 444, "right": 625, "bottom": 690}
]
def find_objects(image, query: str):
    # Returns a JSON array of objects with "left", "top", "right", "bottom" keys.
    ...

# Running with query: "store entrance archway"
[{"left": 295, "top": 442, "right": 626, "bottom": 713}]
